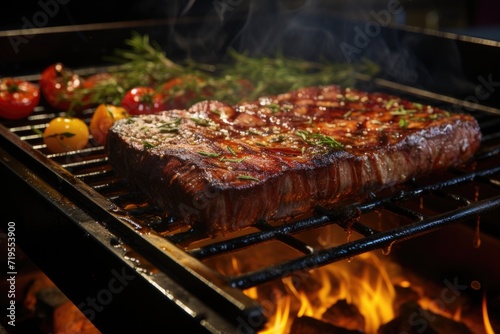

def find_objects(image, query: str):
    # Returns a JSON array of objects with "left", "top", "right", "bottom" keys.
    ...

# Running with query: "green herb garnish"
[
  {"left": 385, "top": 99, "right": 398, "bottom": 109},
  {"left": 237, "top": 174, "right": 260, "bottom": 182},
  {"left": 198, "top": 151, "right": 221, "bottom": 157},
  {"left": 399, "top": 118, "right": 408, "bottom": 128},
  {"left": 143, "top": 141, "right": 156, "bottom": 149},
  {"left": 248, "top": 129, "right": 263, "bottom": 136},
  {"left": 191, "top": 117, "right": 211, "bottom": 127},
  {"left": 267, "top": 103, "right": 280, "bottom": 113},
  {"left": 227, "top": 145, "right": 237, "bottom": 156},
  {"left": 269, "top": 135, "right": 285, "bottom": 143},
  {"left": 295, "top": 130, "right": 343, "bottom": 150},
  {"left": 158, "top": 117, "right": 181, "bottom": 133}
]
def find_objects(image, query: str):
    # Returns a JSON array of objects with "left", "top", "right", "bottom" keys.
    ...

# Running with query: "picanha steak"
[{"left": 106, "top": 85, "right": 481, "bottom": 234}]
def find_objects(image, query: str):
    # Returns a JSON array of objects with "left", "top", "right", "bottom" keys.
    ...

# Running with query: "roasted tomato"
[
  {"left": 89, "top": 104, "right": 129, "bottom": 145},
  {"left": 39, "top": 63, "right": 90, "bottom": 111},
  {"left": 120, "top": 87, "right": 165, "bottom": 115},
  {"left": 0, "top": 78, "right": 40, "bottom": 120},
  {"left": 160, "top": 75, "right": 210, "bottom": 110},
  {"left": 43, "top": 117, "right": 89, "bottom": 153}
]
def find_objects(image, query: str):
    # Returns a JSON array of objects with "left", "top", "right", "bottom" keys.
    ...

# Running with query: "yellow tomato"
[
  {"left": 90, "top": 104, "right": 129, "bottom": 145},
  {"left": 43, "top": 117, "right": 89, "bottom": 153}
]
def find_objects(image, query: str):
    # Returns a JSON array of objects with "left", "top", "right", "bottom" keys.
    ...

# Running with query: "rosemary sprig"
[
  {"left": 69, "top": 32, "right": 379, "bottom": 109},
  {"left": 220, "top": 50, "right": 379, "bottom": 100}
]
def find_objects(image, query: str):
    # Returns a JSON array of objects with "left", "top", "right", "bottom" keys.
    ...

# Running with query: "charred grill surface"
[{"left": 106, "top": 85, "right": 481, "bottom": 234}]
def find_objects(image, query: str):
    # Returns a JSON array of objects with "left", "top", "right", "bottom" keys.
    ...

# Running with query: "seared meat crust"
[{"left": 107, "top": 85, "right": 481, "bottom": 233}]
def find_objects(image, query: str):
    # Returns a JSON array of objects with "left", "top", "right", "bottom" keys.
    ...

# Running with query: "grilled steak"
[{"left": 107, "top": 85, "right": 481, "bottom": 234}]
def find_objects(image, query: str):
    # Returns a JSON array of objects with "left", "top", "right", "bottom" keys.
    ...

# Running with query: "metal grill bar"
[
  {"left": 356, "top": 165, "right": 500, "bottom": 213},
  {"left": 188, "top": 165, "right": 500, "bottom": 259},
  {"left": 228, "top": 195, "right": 500, "bottom": 290}
]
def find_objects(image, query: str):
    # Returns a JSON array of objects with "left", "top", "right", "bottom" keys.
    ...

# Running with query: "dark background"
[{"left": 2, "top": 0, "right": 500, "bottom": 38}]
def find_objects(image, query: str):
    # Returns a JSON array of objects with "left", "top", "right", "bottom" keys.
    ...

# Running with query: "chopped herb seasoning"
[
  {"left": 248, "top": 129, "right": 263, "bottom": 136},
  {"left": 211, "top": 109, "right": 221, "bottom": 116},
  {"left": 390, "top": 106, "right": 416, "bottom": 116},
  {"left": 198, "top": 151, "right": 221, "bottom": 157},
  {"left": 414, "top": 103, "right": 423, "bottom": 110},
  {"left": 158, "top": 117, "right": 181, "bottom": 133},
  {"left": 227, "top": 145, "right": 237, "bottom": 156},
  {"left": 143, "top": 141, "right": 156, "bottom": 149},
  {"left": 311, "top": 133, "right": 344, "bottom": 149},
  {"left": 295, "top": 130, "right": 343, "bottom": 150},
  {"left": 399, "top": 118, "right": 408, "bottom": 128},
  {"left": 385, "top": 99, "right": 397, "bottom": 109},
  {"left": 237, "top": 174, "right": 260, "bottom": 182},
  {"left": 295, "top": 130, "right": 309, "bottom": 141},
  {"left": 269, "top": 135, "right": 285, "bottom": 143},
  {"left": 267, "top": 103, "right": 280, "bottom": 113},
  {"left": 343, "top": 110, "right": 352, "bottom": 118},
  {"left": 190, "top": 117, "right": 211, "bottom": 126},
  {"left": 159, "top": 127, "right": 179, "bottom": 134}
]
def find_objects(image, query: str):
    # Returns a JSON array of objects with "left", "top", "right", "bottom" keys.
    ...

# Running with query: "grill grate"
[{"left": 5, "top": 93, "right": 500, "bottom": 294}]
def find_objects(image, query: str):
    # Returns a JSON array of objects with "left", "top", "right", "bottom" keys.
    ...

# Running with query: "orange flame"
[
  {"left": 483, "top": 292, "right": 495, "bottom": 334},
  {"left": 418, "top": 296, "right": 463, "bottom": 321},
  {"left": 246, "top": 252, "right": 396, "bottom": 334}
]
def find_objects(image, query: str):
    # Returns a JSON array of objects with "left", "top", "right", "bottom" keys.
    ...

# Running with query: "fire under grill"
[{"left": 2, "top": 73, "right": 500, "bottom": 332}]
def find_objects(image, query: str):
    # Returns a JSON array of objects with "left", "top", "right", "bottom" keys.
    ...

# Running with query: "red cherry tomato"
[
  {"left": 0, "top": 78, "right": 40, "bottom": 120},
  {"left": 120, "top": 87, "right": 165, "bottom": 115},
  {"left": 39, "top": 63, "right": 90, "bottom": 111}
]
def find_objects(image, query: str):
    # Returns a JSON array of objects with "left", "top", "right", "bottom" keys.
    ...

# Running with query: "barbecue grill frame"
[{"left": 2, "top": 18, "right": 500, "bottom": 333}]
